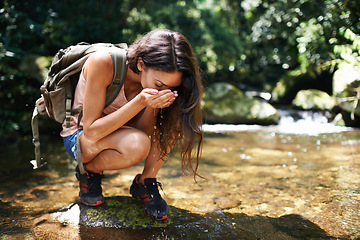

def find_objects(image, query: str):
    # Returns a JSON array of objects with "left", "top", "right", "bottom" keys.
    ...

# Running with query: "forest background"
[{"left": 1, "top": 0, "right": 360, "bottom": 138}]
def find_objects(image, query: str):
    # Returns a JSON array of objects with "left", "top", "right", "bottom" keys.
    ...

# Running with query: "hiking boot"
[
  {"left": 130, "top": 174, "right": 169, "bottom": 220},
  {"left": 75, "top": 165, "right": 104, "bottom": 206}
]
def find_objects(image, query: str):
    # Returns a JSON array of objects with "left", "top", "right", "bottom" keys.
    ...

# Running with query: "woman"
[{"left": 61, "top": 29, "right": 204, "bottom": 220}]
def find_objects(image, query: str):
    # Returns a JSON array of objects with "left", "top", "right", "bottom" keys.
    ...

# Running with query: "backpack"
[{"left": 31, "top": 42, "right": 128, "bottom": 174}]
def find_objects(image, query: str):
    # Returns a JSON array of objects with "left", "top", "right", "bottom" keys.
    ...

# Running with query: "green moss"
[{"left": 81, "top": 196, "right": 171, "bottom": 229}]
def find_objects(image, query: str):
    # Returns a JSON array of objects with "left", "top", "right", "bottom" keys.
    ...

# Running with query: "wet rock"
[
  {"left": 292, "top": 89, "right": 335, "bottom": 110},
  {"left": 203, "top": 82, "right": 279, "bottom": 125},
  {"left": 33, "top": 196, "right": 170, "bottom": 233},
  {"left": 31, "top": 197, "right": 261, "bottom": 240},
  {"left": 333, "top": 64, "right": 360, "bottom": 121},
  {"left": 331, "top": 113, "right": 346, "bottom": 126},
  {"left": 32, "top": 196, "right": 174, "bottom": 239},
  {"left": 79, "top": 196, "right": 170, "bottom": 229},
  {"left": 333, "top": 64, "right": 360, "bottom": 95},
  {"left": 271, "top": 68, "right": 333, "bottom": 105}
]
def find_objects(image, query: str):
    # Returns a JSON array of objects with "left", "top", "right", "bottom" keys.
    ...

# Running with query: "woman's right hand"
[{"left": 138, "top": 88, "right": 177, "bottom": 109}]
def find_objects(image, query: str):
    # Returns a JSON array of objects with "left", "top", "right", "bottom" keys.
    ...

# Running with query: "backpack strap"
[
  {"left": 30, "top": 107, "right": 42, "bottom": 169},
  {"left": 105, "top": 45, "right": 128, "bottom": 107},
  {"left": 65, "top": 82, "right": 73, "bottom": 128},
  {"left": 30, "top": 97, "right": 48, "bottom": 169},
  {"left": 76, "top": 45, "right": 128, "bottom": 174},
  {"left": 76, "top": 125, "right": 85, "bottom": 174}
]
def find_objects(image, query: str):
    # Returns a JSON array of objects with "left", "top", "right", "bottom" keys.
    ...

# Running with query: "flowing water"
[{"left": 0, "top": 110, "right": 360, "bottom": 239}]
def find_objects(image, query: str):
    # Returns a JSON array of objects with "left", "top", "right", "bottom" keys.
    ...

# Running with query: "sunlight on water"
[
  {"left": 52, "top": 204, "right": 80, "bottom": 225},
  {"left": 203, "top": 109, "right": 353, "bottom": 135}
]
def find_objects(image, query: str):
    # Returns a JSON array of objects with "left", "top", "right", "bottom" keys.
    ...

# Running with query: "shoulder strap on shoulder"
[
  {"left": 104, "top": 44, "right": 128, "bottom": 108},
  {"left": 112, "top": 44, "right": 128, "bottom": 85}
]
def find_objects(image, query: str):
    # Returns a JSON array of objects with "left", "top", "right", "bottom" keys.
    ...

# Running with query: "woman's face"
[{"left": 137, "top": 61, "right": 182, "bottom": 91}]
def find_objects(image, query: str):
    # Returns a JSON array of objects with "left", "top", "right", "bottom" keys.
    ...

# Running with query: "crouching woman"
[{"left": 61, "top": 29, "right": 204, "bottom": 220}]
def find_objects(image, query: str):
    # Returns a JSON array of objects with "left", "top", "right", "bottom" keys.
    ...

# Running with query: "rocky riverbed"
[{"left": 1, "top": 124, "right": 359, "bottom": 239}]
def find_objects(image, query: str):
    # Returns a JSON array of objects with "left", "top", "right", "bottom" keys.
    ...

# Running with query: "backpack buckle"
[{"left": 35, "top": 96, "right": 47, "bottom": 115}]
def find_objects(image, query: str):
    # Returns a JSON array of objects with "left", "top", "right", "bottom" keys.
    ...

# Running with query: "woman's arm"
[
  {"left": 81, "top": 52, "right": 146, "bottom": 141},
  {"left": 81, "top": 52, "right": 177, "bottom": 142}
]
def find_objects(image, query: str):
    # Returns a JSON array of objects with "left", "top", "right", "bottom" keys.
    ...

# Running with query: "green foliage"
[
  {"left": 334, "top": 29, "right": 360, "bottom": 67},
  {"left": 233, "top": 0, "right": 359, "bottom": 90},
  {"left": 0, "top": 44, "right": 39, "bottom": 135}
]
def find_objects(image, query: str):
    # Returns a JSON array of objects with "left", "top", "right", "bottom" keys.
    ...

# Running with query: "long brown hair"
[{"left": 127, "top": 29, "right": 204, "bottom": 178}]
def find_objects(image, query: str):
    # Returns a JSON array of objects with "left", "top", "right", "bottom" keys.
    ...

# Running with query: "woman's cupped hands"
[{"left": 138, "top": 89, "right": 178, "bottom": 109}]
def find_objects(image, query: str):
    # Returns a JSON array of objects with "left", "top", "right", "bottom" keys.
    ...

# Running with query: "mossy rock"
[
  {"left": 81, "top": 196, "right": 171, "bottom": 228},
  {"left": 292, "top": 89, "right": 335, "bottom": 110},
  {"left": 203, "top": 82, "right": 279, "bottom": 125},
  {"left": 333, "top": 64, "right": 360, "bottom": 119},
  {"left": 32, "top": 197, "right": 334, "bottom": 239},
  {"left": 50, "top": 196, "right": 173, "bottom": 229}
]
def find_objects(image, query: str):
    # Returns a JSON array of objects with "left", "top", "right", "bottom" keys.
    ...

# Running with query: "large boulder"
[
  {"left": 33, "top": 197, "right": 170, "bottom": 230},
  {"left": 333, "top": 64, "right": 360, "bottom": 119},
  {"left": 271, "top": 68, "right": 333, "bottom": 105},
  {"left": 292, "top": 89, "right": 335, "bottom": 110},
  {"left": 32, "top": 197, "right": 258, "bottom": 239},
  {"left": 203, "top": 82, "right": 279, "bottom": 125},
  {"left": 32, "top": 197, "right": 172, "bottom": 239}
]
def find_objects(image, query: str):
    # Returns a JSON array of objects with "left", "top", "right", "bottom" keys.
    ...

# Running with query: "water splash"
[
  {"left": 152, "top": 109, "right": 164, "bottom": 159},
  {"left": 203, "top": 109, "right": 354, "bottom": 135}
]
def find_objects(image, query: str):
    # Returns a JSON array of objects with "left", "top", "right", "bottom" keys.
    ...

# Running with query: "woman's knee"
[{"left": 122, "top": 130, "right": 151, "bottom": 164}]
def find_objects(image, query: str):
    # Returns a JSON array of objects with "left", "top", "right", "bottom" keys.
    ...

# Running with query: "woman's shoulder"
[
  {"left": 83, "top": 51, "right": 113, "bottom": 84},
  {"left": 86, "top": 51, "right": 113, "bottom": 69}
]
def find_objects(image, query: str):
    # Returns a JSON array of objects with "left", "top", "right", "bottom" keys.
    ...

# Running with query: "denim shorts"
[{"left": 63, "top": 129, "right": 83, "bottom": 161}]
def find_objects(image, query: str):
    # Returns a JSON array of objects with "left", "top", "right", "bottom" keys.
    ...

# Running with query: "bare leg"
[
  {"left": 80, "top": 127, "right": 151, "bottom": 173},
  {"left": 139, "top": 137, "right": 165, "bottom": 183},
  {"left": 129, "top": 136, "right": 169, "bottom": 220}
]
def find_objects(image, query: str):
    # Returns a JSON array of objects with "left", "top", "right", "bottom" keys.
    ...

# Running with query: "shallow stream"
[{"left": 0, "top": 111, "right": 359, "bottom": 239}]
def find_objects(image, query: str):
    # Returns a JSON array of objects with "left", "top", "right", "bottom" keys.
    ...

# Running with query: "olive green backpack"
[{"left": 31, "top": 42, "right": 128, "bottom": 174}]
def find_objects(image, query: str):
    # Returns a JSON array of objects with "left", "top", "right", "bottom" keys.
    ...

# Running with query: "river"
[{"left": 0, "top": 110, "right": 359, "bottom": 239}]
